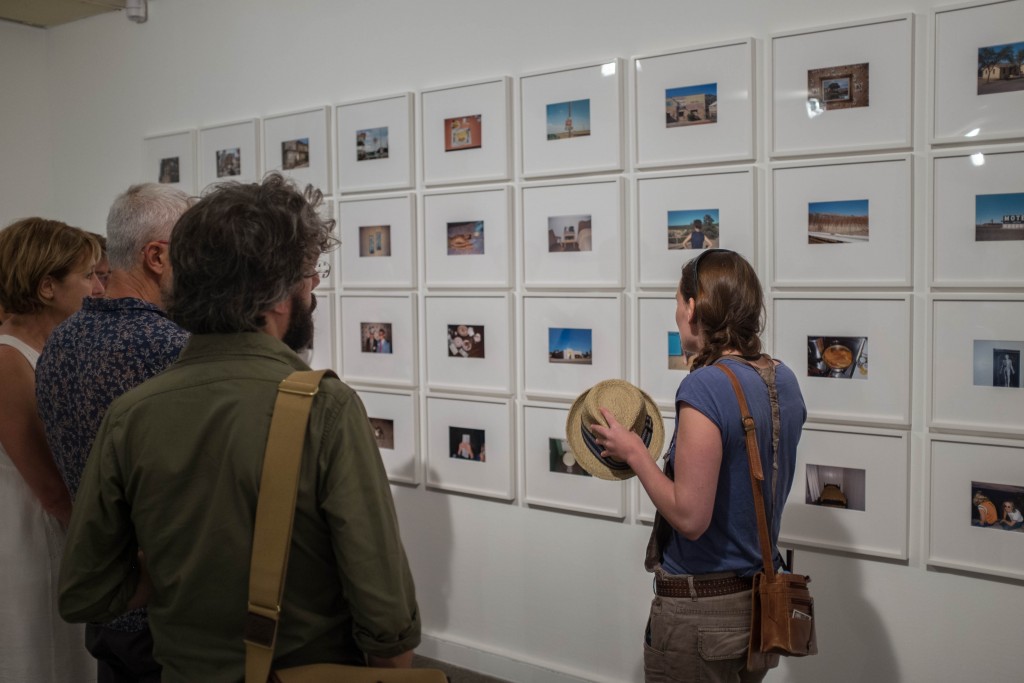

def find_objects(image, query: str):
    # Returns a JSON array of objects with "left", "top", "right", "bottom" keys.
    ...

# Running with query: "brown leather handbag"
[
  {"left": 716, "top": 364, "right": 818, "bottom": 672},
  {"left": 244, "top": 370, "right": 446, "bottom": 683}
]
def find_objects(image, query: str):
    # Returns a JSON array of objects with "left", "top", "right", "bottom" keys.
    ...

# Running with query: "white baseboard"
[{"left": 418, "top": 632, "right": 604, "bottom": 683}]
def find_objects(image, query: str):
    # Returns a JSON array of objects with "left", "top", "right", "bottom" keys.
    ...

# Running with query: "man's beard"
[{"left": 282, "top": 291, "right": 316, "bottom": 352}]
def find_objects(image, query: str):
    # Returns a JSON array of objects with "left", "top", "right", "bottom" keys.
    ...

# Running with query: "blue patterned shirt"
[{"left": 37, "top": 296, "right": 189, "bottom": 632}]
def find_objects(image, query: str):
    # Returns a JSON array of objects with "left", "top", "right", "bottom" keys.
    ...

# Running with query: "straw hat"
[{"left": 565, "top": 380, "right": 665, "bottom": 481}]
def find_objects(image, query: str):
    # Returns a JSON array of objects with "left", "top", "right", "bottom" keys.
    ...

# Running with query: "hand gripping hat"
[{"left": 565, "top": 379, "right": 665, "bottom": 481}]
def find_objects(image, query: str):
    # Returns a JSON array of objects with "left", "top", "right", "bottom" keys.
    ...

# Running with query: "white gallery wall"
[
  {"left": 3, "top": 0, "right": 1023, "bottom": 681},
  {"left": 0, "top": 21, "right": 52, "bottom": 226}
]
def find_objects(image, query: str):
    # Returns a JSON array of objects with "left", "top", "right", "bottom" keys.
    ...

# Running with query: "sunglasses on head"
[{"left": 689, "top": 248, "right": 733, "bottom": 296}]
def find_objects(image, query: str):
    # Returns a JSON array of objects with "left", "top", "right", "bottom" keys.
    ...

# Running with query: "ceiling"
[{"left": 0, "top": 0, "right": 127, "bottom": 28}]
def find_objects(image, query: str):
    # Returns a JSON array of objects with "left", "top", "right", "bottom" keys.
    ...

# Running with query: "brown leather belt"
[{"left": 655, "top": 574, "right": 753, "bottom": 598}]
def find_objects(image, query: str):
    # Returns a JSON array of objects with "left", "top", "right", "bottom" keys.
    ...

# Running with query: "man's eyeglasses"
[{"left": 305, "top": 259, "right": 331, "bottom": 279}]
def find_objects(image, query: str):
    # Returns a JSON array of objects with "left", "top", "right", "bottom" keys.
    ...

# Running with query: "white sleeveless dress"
[{"left": 0, "top": 335, "right": 95, "bottom": 682}]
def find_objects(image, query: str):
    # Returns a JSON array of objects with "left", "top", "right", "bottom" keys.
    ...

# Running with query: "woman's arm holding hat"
[{"left": 594, "top": 405, "right": 721, "bottom": 540}]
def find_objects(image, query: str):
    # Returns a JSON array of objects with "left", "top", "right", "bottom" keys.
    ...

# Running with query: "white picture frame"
[
  {"left": 633, "top": 38, "right": 755, "bottom": 169},
  {"left": 425, "top": 394, "right": 515, "bottom": 501},
  {"left": 262, "top": 106, "right": 331, "bottom": 193},
  {"left": 309, "top": 292, "right": 337, "bottom": 372},
  {"left": 523, "top": 403, "right": 627, "bottom": 519},
  {"left": 422, "top": 187, "right": 512, "bottom": 289},
  {"left": 932, "top": 146, "right": 1024, "bottom": 287},
  {"left": 336, "top": 93, "right": 415, "bottom": 194},
  {"left": 338, "top": 293, "right": 417, "bottom": 388},
  {"left": 927, "top": 436, "right": 1024, "bottom": 581},
  {"left": 424, "top": 294, "right": 513, "bottom": 396},
  {"left": 637, "top": 295, "right": 689, "bottom": 409},
  {"left": 781, "top": 424, "right": 910, "bottom": 560},
  {"left": 143, "top": 130, "right": 196, "bottom": 194},
  {"left": 635, "top": 475, "right": 659, "bottom": 524},
  {"left": 636, "top": 168, "right": 756, "bottom": 288},
  {"left": 421, "top": 77, "right": 512, "bottom": 186},
  {"left": 521, "top": 178, "right": 624, "bottom": 289},
  {"left": 770, "top": 14, "right": 914, "bottom": 157},
  {"left": 932, "top": 0, "right": 1024, "bottom": 144},
  {"left": 770, "top": 156, "right": 913, "bottom": 288},
  {"left": 197, "top": 118, "right": 260, "bottom": 190},
  {"left": 337, "top": 194, "right": 416, "bottom": 289},
  {"left": 772, "top": 295, "right": 912, "bottom": 427},
  {"left": 523, "top": 295, "right": 624, "bottom": 401},
  {"left": 314, "top": 199, "right": 336, "bottom": 292},
  {"left": 635, "top": 409, "right": 678, "bottom": 524},
  {"left": 519, "top": 58, "right": 624, "bottom": 178},
  {"left": 356, "top": 388, "right": 419, "bottom": 486},
  {"left": 931, "top": 296, "right": 1024, "bottom": 437}
]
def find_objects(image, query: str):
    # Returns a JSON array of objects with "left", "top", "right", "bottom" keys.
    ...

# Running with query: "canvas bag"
[
  {"left": 244, "top": 370, "right": 445, "bottom": 683},
  {"left": 715, "top": 363, "right": 818, "bottom": 671}
]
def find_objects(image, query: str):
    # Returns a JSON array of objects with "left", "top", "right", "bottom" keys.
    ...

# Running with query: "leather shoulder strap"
[
  {"left": 244, "top": 369, "right": 335, "bottom": 683},
  {"left": 715, "top": 363, "right": 776, "bottom": 579}
]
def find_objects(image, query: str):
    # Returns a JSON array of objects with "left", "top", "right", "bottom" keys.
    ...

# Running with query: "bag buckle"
[{"left": 243, "top": 602, "right": 280, "bottom": 649}]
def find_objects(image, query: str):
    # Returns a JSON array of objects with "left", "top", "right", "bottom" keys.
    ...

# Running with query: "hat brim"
[{"left": 565, "top": 384, "right": 666, "bottom": 481}]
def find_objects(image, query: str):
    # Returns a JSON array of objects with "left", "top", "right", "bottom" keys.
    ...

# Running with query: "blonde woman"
[{"left": 0, "top": 218, "right": 102, "bottom": 681}]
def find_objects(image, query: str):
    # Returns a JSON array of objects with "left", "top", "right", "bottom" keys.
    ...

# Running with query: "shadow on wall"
[
  {"left": 779, "top": 512, "right": 900, "bottom": 683},
  {"left": 390, "top": 471, "right": 454, "bottom": 631}
]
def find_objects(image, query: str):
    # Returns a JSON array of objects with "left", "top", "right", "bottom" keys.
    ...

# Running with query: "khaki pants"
[{"left": 643, "top": 589, "right": 770, "bottom": 683}]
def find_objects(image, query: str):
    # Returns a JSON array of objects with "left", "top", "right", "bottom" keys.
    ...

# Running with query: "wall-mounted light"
[
  {"left": 125, "top": 0, "right": 147, "bottom": 24},
  {"left": 806, "top": 97, "right": 824, "bottom": 119}
]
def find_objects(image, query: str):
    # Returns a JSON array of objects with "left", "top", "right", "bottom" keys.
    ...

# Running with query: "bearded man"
[{"left": 59, "top": 173, "right": 420, "bottom": 683}]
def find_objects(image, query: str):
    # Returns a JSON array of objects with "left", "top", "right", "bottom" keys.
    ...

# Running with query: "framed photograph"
[
  {"left": 309, "top": 292, "right": 336, "bottom": 372},
  {"left": 338, "top": 294, "right": 416, "bottom": 388},
  {"left": 421, "top": 77, "right": 512, "bottom": 185},
  {"left": 523, "top": 403, "right": 626, "bottom": 518},
  {"left": 337, "top": 194, "right": 415, "bottom": 289},
  {"left": 633, "top": 38, "right": 755, "bottom": 169},
  {"left": 424, "top": 294, "right": 513, "bottom": 395},
  {"left": 143, "top": 130, "right": 196, "bottom": 194},
  {"left": 262, "top": 106, "right": 331, "bottom": 193},
  {"left": 931, "top": 296, "right": 1024, "bottom": 437},
  {"left": 636, "top": 168, "right": 756, "bottom": 288},
  {"left": 521, "top": 178, "right": 624, "bottom": 289},
  {"left": 523, "top": 295, "right": 624, "bottom": 401},
  {"left": 928, "top": 436, "right": 1024, "bottom": 581},
  {"left": 336, "top": 93, "right": 415, "bottom": 194},
  {"left": 423, "top": 187, "right": 512, "bottom": 288},
  {"left": 933, "top": 0, "right": 1024, "bottom": 144},
  {"left": 637, "top": 296, "right": 692, "bottom": 408},
  {"left": 773, "top": 295, "right": 912, "bottom": 426},
  {"left": 771, "top": 156, "right": 912, "bottom": 287},
  {"left": 780, "top": 424, "right": 910, "bottom": 560},
  {"left": 356, "top": 388, "right": 419, "bottom": 485},
  {"left": 425, "top": 395, "right": 514, "bottom": 500},
  {"left": 520, "top": 59, "right": 624, "bottom": 178},
  {"left": 198, "top": 119, "right": 260, "bottom": 190},
  {"left": 932, "top": 146, "right": 1024, "bottom": 287},
  {"left": 770, "top": 14, "right": 913, "bottom": 157}
]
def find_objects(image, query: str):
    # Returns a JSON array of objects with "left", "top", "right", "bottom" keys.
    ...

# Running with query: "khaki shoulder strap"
[{"left": 244, "top": 369, "right": 333, "bottom": 683}]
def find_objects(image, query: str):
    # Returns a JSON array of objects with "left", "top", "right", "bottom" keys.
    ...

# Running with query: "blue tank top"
[{"left": 661, "top": 358, "right": 806, "bottom": 577}]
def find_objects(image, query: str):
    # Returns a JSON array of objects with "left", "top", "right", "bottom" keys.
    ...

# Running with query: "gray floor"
[{"left": 413, "top": 655, "right": 513, "bottom": 683}]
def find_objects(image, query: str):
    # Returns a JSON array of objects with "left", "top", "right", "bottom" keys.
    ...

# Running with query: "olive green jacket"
[{"left": 59, "top": 333, "right": 420, "bottom": 683}]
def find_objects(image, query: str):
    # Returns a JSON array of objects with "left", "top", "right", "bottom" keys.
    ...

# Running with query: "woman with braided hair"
[{"left": 591, "top": 249, "right": 807, "bottom": 682}]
